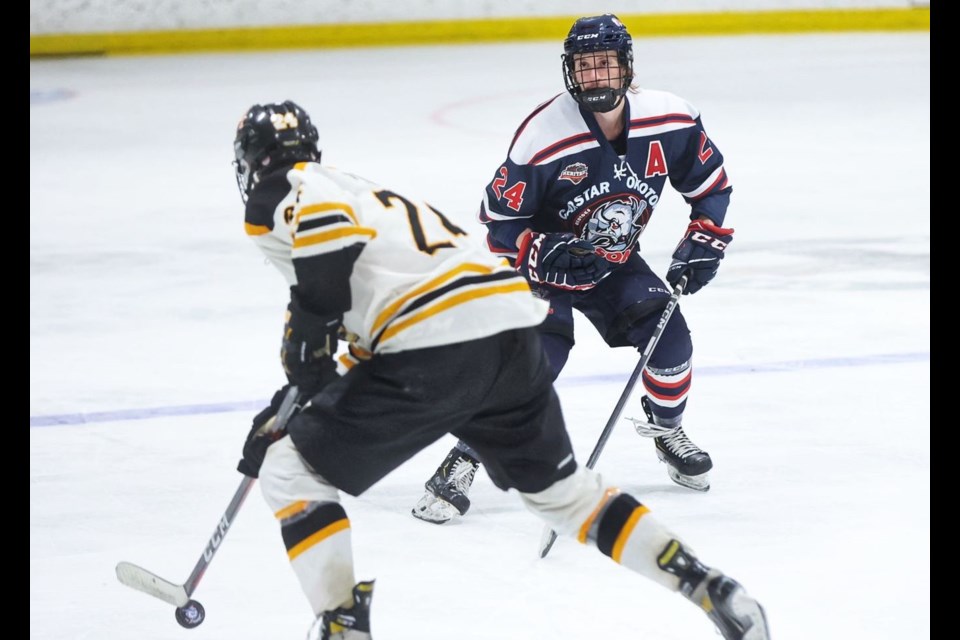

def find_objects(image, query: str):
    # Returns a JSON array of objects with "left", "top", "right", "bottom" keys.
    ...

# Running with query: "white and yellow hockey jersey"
[{"left": 244, "top": 162, "right": 548, "bottom": 362}]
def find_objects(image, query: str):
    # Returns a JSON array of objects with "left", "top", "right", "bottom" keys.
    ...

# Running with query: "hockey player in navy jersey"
[
  {"left": 413, "top": 13, "right": 735, "bottom": 525},
  {"left": 233, "top": 100, "right": 768, "bottom": 640}
]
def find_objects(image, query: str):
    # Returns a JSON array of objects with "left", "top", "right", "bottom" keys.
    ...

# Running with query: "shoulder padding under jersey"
[
  {"left": 507, "top": 93, "right": 595, "bottom": 167},
  {"left": 507, "top": 90, "right": 702, "bottom": 168},
  {"left": 624, "top": 89, "right": 702, "bottom": 140},
  {"left": 627, "top": 89, "right": 700, "bottom": 121}
]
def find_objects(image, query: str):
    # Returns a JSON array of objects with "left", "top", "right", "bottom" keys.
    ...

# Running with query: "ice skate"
[
  {"left": 658, "top": 540, "right": 770, "bottom": 640},
  {"left": 635, "top": 396, "right": 712, "bottom": 491},
  {"left": 411, "top": 448, "right": 480, "bottom": 524},
  {"left": 700, "top": 574, "right": 771, "bottom": 640},
  {"left": 307, "top": 580, "right": 375, "bottom": 640},
  {"left": 654, "top": 427, "right": 712, "bottom": 491}
]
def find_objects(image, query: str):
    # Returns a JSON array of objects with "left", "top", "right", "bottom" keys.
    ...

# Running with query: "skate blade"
[
  {"left": 741, "top": 605, "right": 770, "bottom": 640},
  {"left": 725, "top": 588, "right": 771, "bottom": 640},
  {"left": 411, "top": 493, "right": 459, "bottom": 525},
  {"left": 666, "top": 466, "right": 710, "bottom": 492}
]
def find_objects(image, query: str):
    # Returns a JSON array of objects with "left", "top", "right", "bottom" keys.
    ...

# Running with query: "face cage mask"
[
  {"left": 562, "top": 50, "right": 633, "bottom": 113},
  {"left": 234, "top": 158, "right": 254, "bottom": 204}
]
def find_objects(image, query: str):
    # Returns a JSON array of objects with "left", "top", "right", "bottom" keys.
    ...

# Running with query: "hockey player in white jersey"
[
  {"left": 414, "top": 13, "right": 735, "bottom": 524},
  {"left": 232, "top": 99, "right": 769, "bottom": 640}
]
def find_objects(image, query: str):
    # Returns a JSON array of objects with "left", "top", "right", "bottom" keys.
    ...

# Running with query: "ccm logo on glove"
[
  {"left": 667, "top": 219, "right": 734, "bottom": 295},
  {"left": 516, "top": 231, "right": 611, "bottom": 291},
  {"left": 524, "top": 234, "right": 544, "bottom": 283},
  {"left": 689, "top": 230, "right": 730, "bottom": 251}
]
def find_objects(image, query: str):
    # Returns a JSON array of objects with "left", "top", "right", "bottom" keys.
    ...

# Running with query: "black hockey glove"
[
  {"left": 666, "top": 219, "right": 734, "bottom": 295},
  {"left": 281, "top": 288, "right": 341, "bottom": 399},
  {"left": 515, "top": 231, "right": 611, "bottom": 291},
  {"left": 238, "top": 385, "right": 295, "bottom": 478}
]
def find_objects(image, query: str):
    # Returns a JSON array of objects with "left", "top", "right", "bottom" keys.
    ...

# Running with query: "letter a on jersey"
[{"left": 645, "top": 141, "right": 667, "bottom": 178}]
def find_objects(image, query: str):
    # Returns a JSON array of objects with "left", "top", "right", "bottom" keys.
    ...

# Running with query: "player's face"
[{"left": 573, "top": 51, "right": 623, "bottom": 90}]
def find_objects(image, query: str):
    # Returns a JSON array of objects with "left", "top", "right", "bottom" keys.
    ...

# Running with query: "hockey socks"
[
  {"left": 641, "top": 361, "right": 692, "bottom": 424},
  {"left": 276, "top": 499, "right": 356, "bottom": 616}
]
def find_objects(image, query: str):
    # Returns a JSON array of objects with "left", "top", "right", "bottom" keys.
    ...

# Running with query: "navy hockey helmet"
[
  {"left": 233, "top": 100, "right": 321, "bottom": 202},
  {"left": 562, "top": 14, "right": 634, "bottom": 113}
]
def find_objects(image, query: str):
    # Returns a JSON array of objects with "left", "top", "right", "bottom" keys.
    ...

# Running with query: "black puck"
[{"left": 174, "top": 600, "right": 206, "bottom": 628}]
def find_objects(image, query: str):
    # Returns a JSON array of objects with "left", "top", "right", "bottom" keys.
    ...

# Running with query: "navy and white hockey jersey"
[
  {"left": 244, "top": 163, "right": 548, "bottom": 363},
  {"left": 478, "top": 90, "right": 731, "bottom": 265}
]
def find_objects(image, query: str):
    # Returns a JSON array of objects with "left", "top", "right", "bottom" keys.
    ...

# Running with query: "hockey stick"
[
  {"left": 538, "top": 276, "right": 687, "bottom": 559},
  {"left": 116, "top": 384, "right": 302, "bottom": 628}
]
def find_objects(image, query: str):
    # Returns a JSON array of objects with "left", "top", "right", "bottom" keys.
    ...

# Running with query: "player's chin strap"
[{"left": 539, "top": 275, "right": 687, "bottom": 559}]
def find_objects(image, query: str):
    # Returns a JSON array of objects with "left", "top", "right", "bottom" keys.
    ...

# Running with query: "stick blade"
[{"left": 116, "top": 561, "right": 189, "bottom": 607}]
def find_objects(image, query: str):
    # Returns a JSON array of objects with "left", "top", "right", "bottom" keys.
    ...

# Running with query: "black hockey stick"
[
  {"left": 538, "top": 275, "right": 687, "bottom": 559},
  {"left": 116, "top": 385, "right": 302, "bottom": 628}
]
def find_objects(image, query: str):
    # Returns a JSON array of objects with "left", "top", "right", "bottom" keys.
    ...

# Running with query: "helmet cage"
[
  {"left": 233, "top": 100, "right": 320, "bottom": 203},
  {"left": 561, "top": 15, "right": 634, "bottom": 113}
]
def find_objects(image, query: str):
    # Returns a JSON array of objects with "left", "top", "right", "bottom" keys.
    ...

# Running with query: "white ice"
[{"left": 30, "top": 33, "right": 929, "bottom": 640}]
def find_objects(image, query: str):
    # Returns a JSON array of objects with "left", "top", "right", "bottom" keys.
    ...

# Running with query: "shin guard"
[
  {"left": 583, "top": 493, "right": 687, "bottom": 592},
  {"left": 260, "top": 436, "right": 357, "bottom": 615}
]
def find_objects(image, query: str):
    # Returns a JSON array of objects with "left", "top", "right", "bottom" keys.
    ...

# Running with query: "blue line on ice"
[{"left": 29, "top": 351, "right": 928, "bottom": 427}]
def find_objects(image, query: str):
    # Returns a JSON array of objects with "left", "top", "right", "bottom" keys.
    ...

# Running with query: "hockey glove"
[
  {"left": 281, "top": 287, "right": 341, "bottom": 398},
  {"left": 666, "top": 219, "right": 734, "bottom": 295},
  {"left": 238, "top": 385, "right": 295, "bottom": 478},
  {"left": 516, "top": 232, "right": 611, "bottom": 291}
]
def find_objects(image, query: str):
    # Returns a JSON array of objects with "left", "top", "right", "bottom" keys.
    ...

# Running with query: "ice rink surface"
[{"left": 30, "top": 32, "right": 929, "bottom": 640}]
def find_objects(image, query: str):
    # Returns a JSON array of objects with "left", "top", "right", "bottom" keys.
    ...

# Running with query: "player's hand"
[
  {"left": 516, "top": 232, "right": 610, "bottom": 291},
  {"left": 281, "top": 288, "right": 340, "bottom": 397},
  {"left": 237, "top": 386, "right": 295, "bottom": 478},
  {"left": 666, "top": 220, "right": 734, "bottom": 295}
]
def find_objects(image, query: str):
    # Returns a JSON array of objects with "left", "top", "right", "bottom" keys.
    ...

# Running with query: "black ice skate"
[
  {"left": 637, "top": 396, "right": 712, "bottom": 491},
  {"left": 307, "top": 580, "right": 375, "bottom": 640},
  {"left": 411, "top": 448, "right": 480, "bottom": 524},
  {"left": 657, "top": 540, "right": 770, "bottom": 640},
  {"left": 654, "top": 427, "right": 712, "bottom": 491}
]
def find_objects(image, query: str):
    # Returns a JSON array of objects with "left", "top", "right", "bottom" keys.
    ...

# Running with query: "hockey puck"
[{"left": 174, "top": 600, "right": 206, "bottom": 629}]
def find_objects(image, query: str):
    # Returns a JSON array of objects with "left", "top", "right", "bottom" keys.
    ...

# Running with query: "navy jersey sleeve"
[
  {"left": 477, "top": 157, "right": 554, "bottom": 254},
  {"left": 477, "top": 96, "right": 568, "bottom": 255},
  {"left": 665, "top": 115, "right": 732, "bottom": 225}
]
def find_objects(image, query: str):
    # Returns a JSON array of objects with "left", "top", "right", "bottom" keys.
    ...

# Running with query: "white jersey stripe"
[{"left": 680, "top": 166, "right": 726, "bottom": 200}]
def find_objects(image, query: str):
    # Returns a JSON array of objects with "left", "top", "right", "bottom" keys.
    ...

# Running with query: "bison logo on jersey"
[{"left": 573, "top": 195, "right": 649, "bottom": 264}]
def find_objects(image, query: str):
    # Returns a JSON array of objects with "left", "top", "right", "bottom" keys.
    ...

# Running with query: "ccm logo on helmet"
[{"left": 577, "top": 34, "right": 599, "bottom": 40}]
